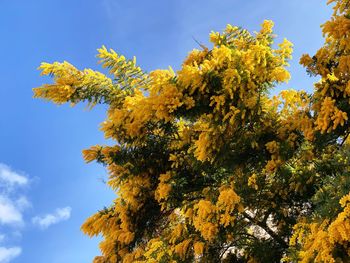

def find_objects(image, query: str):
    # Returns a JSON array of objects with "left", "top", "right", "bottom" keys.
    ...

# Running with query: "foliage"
[{"left": 34, "top": 0, "right": 350, "bottom": 262}]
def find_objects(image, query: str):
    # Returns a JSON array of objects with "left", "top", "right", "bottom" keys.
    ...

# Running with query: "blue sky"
[{"left": 0, "top": 0, "right": 332, "bottom": 262}]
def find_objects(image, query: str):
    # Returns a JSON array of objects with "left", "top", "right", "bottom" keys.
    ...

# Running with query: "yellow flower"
[
  {"left": 209, "top": 31, "right": 221, "bottom": 45},
  {"left": 265, "top": 141, "right": 279, "bottom": 154},
  {"left": 271, "top": 67, "right": 291, "bottom": 82},
  {"left": 260, "top": 20, "right": 274, "bottom": 35},
  {"left": 299, "top": 54, "right": 314, "bottom": 67},
  {"left": 193, "top": 242, "right": 205, "bottom": 256},
  {"left": 327, "top": 72, "right": 339, "bottom": 82},
  {"left": 248, "top": 174, "right": 258, "bottom": 190}
]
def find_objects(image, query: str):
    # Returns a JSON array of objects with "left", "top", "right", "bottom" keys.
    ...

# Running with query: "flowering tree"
[{"left": 34, "top": 0, "right": 350, "bottom": 262}]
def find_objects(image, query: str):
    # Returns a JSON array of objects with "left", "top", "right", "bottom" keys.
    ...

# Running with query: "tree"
[{"left": 33, "top": 0, "right": 350, "bottom": 262}]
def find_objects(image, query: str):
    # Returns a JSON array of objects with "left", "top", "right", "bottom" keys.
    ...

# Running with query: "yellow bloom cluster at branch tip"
[
  {"left": 265, "top": 141, "right": 282, "bottom": 172},
  {"left": 97, "top": 45, "right": 148, "bottom": 89},
  {"left": 155, "top": 172, "right": 172, "bottom": 207},
  {"left": 315, "top": 97, "right": 348, "bottom": 133},
  {"left": 216, "top": 188, "right": 240, "bottom": 227},
  {"left": 34, "top": 62, "right": 77, "bottom": 104},
  {"left": 248, "top": 174, "right": 258, "bottom": 190},
  {"left": 193, "top": 200, "right": 219, "bottom": 241},
  {"left": 193, "top": 242, "right": 205, "bottom": 256}
]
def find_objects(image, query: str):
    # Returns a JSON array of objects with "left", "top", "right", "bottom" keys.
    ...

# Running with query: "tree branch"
[{"left": 242, "top": 212, "right": 288, "bottom": 248}]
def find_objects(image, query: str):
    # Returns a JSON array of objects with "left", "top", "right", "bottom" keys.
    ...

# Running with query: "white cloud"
[
  {"left": 0, "top": 163, "right": 31, "bottom": 263},
  {"left": 32, "top": 207, "right": 72, "bottom": 229},
  {"left": 0, "top": 197, "right": 23, "bottom": 226},
  {"left": 0, "top": 247, "right": 21, "bottom": 263},
  {"left": 0, "top": 164, "right": 30, "bottom": 227},
  {"left": 15, "top": 196, "right": 31, "bottom": 211},
  {"left": 0, "top": 164, "right": 28, "bottom": 187},
  {"left": 0, "top": 163, "right": 72, "bottom": 261}
]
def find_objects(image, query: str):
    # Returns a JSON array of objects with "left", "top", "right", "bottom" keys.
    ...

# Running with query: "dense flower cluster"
[{"left": 34, "top": 0, "right": 350, "bottom": 262}]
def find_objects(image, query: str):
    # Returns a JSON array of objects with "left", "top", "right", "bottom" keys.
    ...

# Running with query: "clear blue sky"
[{"left": 0, "top": 0, "right": 331, "bottom": 262}]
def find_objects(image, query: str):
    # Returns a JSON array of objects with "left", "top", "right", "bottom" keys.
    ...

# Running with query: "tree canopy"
[{"left": 34, "top": 0, "right": 350, "bottom": 262}]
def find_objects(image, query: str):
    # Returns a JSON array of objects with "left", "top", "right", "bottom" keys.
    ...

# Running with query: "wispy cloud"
[
  {"left": 32, "top": 207, "right": 71, "bottom": 229},
  {"left": 0, "top": 164, "right": 30, "bottom": 227},
  {"left": 0, "top": 164, "right": 28, "bottom": 188},
  {"left": 0, "top": 196, "right": 23, "bottom": 226},
  {"left": 0, "top": 247, "right": 21, "bottom": 263},
  {"left": 0, "top": 163, "right": 71, "bottom": 261},
  {"left": 0, "top": 163, "right": 30, "bottom": 263}
]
